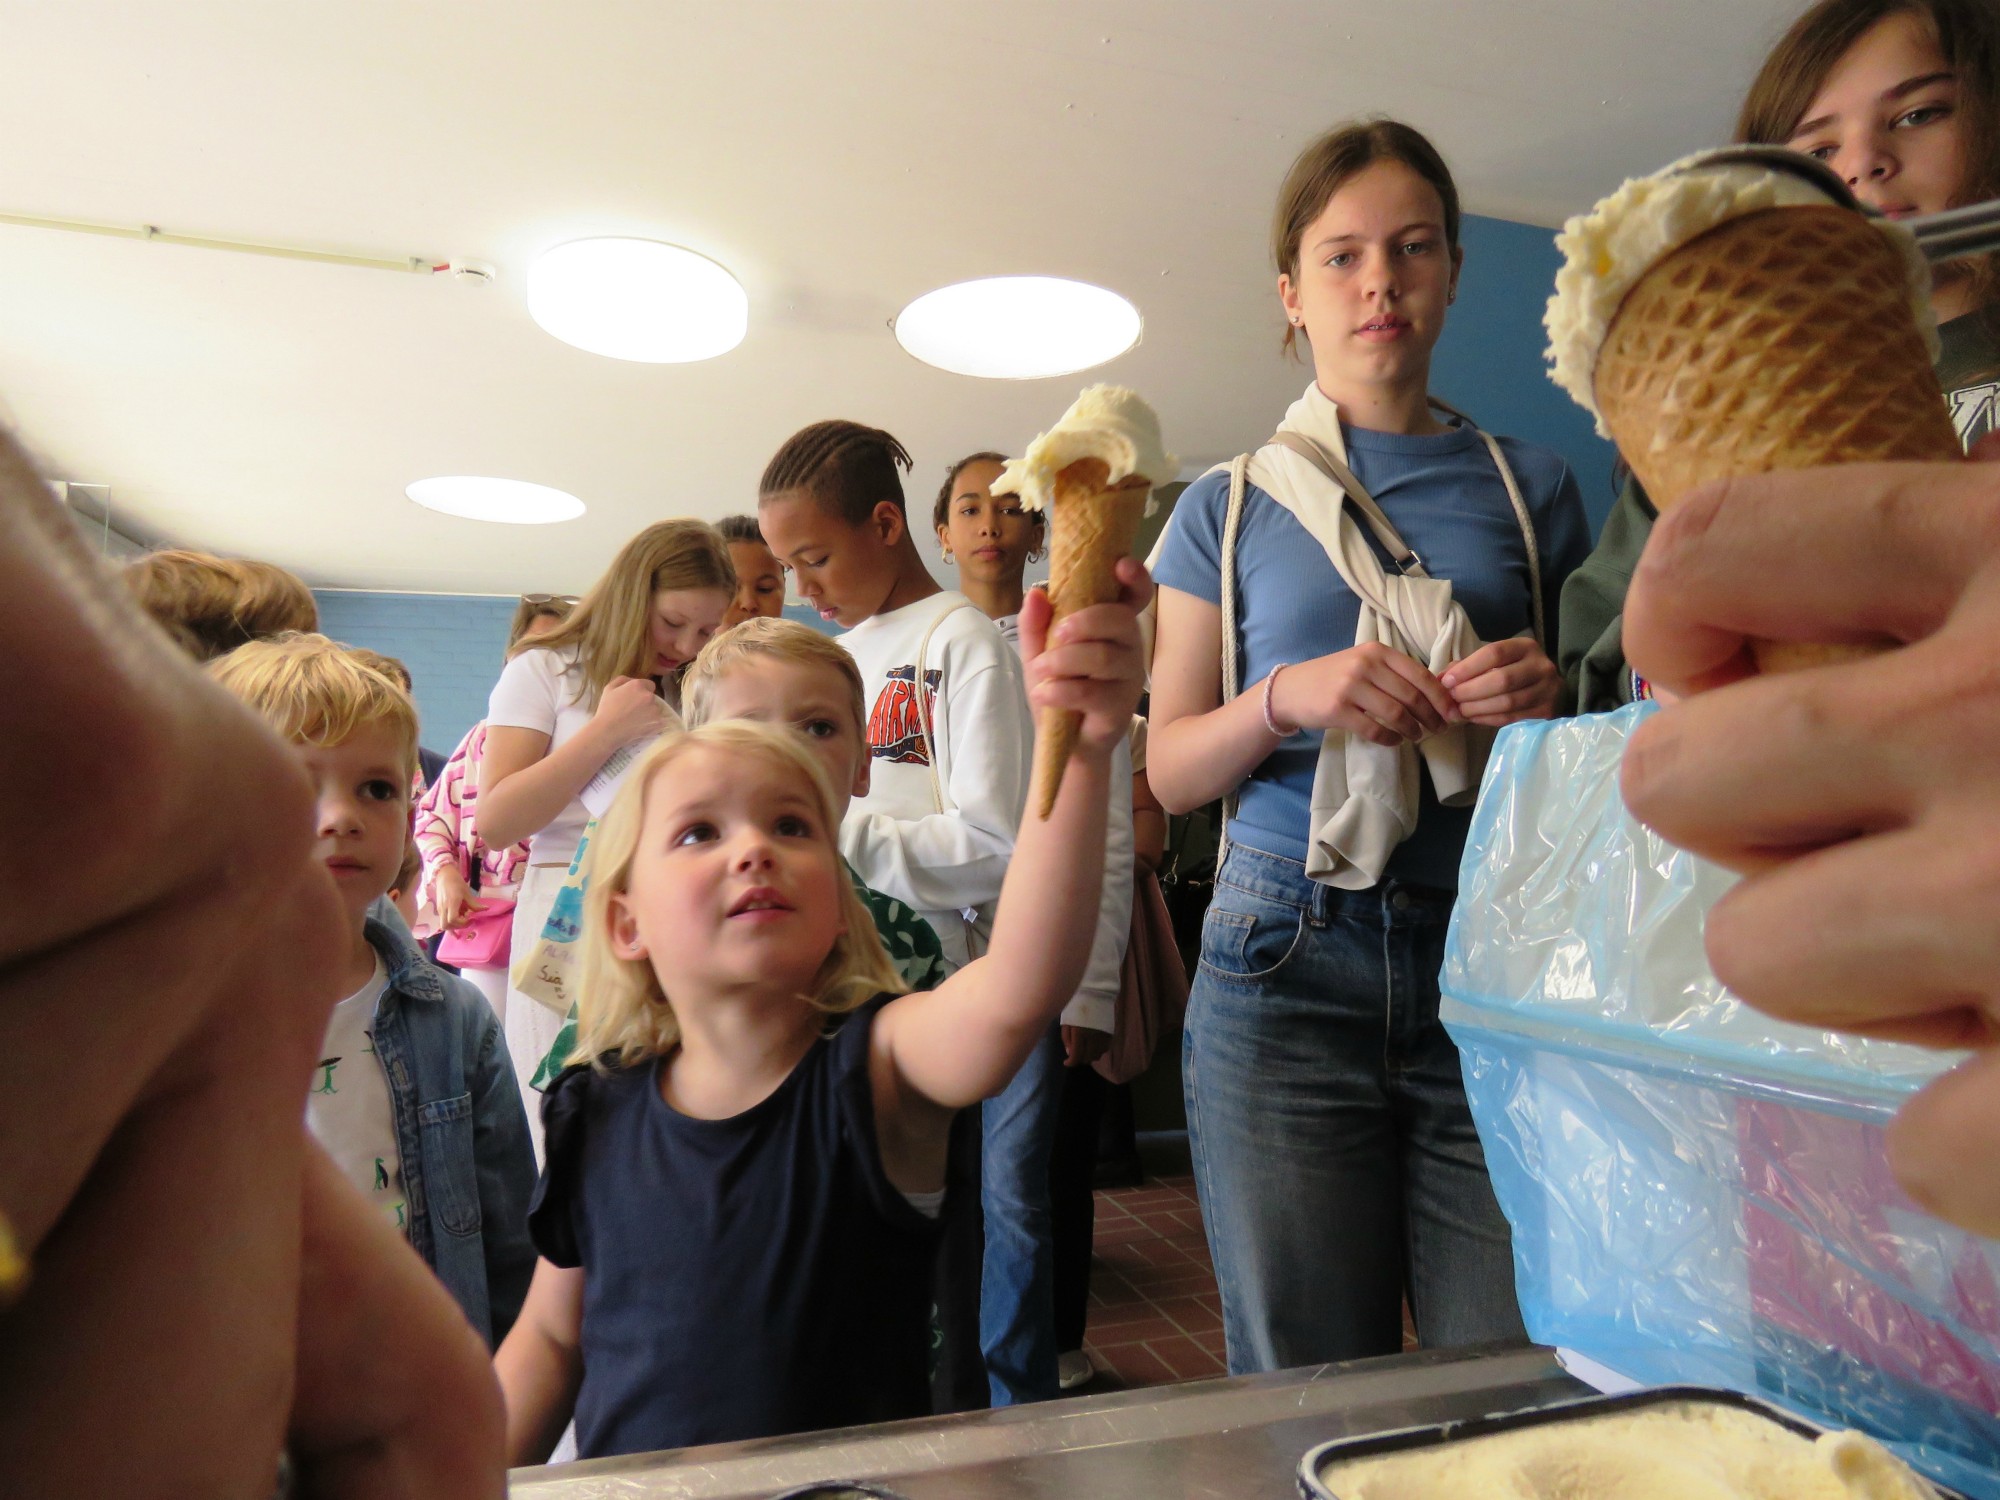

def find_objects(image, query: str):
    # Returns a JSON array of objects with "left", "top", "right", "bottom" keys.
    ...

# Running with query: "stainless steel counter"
[{"left": 510, "top": 1343, "right": 1588, "bottom": 1498}]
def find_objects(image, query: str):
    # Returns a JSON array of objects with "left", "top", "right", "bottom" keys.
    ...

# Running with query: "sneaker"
[{"left": 1057, "top": 1350, "right": 1094, "bottom": 1391}]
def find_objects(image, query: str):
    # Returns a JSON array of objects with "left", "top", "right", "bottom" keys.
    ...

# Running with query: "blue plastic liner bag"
[{"left": 1442, "top": 702, "right": 2000, "bottom": 1499}]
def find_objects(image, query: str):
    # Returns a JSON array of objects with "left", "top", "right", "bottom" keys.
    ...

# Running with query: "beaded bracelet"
[{"left": 1262, "top": 664, "right": 1300, "bottom": 738}]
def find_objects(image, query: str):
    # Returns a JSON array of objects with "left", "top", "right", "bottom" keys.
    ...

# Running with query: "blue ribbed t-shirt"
[{"left": 1152, "top": 418, "right": 1591, "bottom": 889}]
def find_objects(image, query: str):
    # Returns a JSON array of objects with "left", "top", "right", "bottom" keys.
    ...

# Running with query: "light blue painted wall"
[
  {"left": 1436, "top": 214, "right": 1621, "bottom": 532},
  {"left": 313, "top": 591, "right": 519, "bottom": 756}
]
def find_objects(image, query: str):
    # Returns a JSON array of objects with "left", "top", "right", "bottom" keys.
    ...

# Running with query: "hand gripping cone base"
[{"left": 1031, "top": 457, "right": 1150, "bottom": 818}]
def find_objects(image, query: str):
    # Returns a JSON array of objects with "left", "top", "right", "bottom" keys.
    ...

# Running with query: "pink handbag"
[{"left": 436, "top": 898, "right": 516, "bottom": 969}]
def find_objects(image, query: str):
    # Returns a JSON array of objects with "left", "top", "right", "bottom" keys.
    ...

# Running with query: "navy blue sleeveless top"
[{"left": 528, "top": 994, "right": 940, "bottom": 1459}]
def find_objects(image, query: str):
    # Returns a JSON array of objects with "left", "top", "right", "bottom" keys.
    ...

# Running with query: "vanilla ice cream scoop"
[
  {"left": 992, "top": 385, "right": 1176, "bottom": 513},
  {"left": 1544, "top": 151, "right": 1936, "bottom": 435}
]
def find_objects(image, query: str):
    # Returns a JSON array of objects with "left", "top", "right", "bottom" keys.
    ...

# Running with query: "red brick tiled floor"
[
  {"left": 1078, "top": 1171, "right": 1420, "bottom": 1392},
  {"left": 1082, "top": 1174, "right": 1228, "bottom": 1389}
]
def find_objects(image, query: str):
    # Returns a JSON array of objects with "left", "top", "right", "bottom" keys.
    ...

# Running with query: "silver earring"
[{"left": 942, "top": 548, "right": 954, "bottom": 564}]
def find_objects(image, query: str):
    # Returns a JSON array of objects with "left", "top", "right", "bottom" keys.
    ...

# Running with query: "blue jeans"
[
  {"left": 980, "top": 1023, "right": 1064, "bottom": 1404},
  {"left": 1183, "top": 842, "right": 1525, "bottom": 1374}
]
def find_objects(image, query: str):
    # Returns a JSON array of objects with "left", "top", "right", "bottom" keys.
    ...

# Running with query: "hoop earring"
[
  {"left": 942, "top": 548, "right": 955, "bottom": 564},
  {"left": 1028, "top": 547, "right": 1045, "bottom": 565}
]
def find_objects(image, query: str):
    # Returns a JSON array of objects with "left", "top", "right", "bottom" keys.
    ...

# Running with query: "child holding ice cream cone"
[
  {"left": 494, "top": 559, "right": 1152, "bottom": 1461},
  {"left": 1147, "top": 118, "right": 1591, "bottom": 1374},
  {"left": 1560, "top": 0, "right": 2000, "bottom": 710}
]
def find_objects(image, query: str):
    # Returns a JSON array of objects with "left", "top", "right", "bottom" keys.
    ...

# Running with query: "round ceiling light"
[
  {"left": 406, "top": 476, "right": 585, "bottom": 525},
  {"left": 894, "top": 276, "right": 1141, "bottom": 379},
  {"left": 526, "top": 238, "right": 748, "bottom": 363}
]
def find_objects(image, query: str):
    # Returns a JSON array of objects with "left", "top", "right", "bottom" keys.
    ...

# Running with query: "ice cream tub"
[
  {"left": 1440, "top": 705, "right": 2000, "bottom": 1500},
  {"left": 1297, "top": 1387, "right": 1964, "bottom": 1499}
]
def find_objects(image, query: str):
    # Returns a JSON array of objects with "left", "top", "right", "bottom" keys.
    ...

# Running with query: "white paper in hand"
[{"left": 580, "top": 732, "right": 663, "bottom": 819}]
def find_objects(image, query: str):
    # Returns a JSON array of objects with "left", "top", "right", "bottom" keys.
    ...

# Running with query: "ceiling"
[{"left": 0, "top": 0, "right": 1802, "bottom": 594}]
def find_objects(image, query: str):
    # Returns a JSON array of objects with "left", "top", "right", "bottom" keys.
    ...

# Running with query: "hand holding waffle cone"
[
  {"left": 995, "top": 386, "right": 1175, "bottom": 817},
  {"left": 1546, "top": 152, "right": 1960, "bottom": 674}
]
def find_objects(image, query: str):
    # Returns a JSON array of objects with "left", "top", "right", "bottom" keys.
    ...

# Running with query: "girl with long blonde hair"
[{"left": 478, "top": 518, "right": 734, "bottom": 1156}]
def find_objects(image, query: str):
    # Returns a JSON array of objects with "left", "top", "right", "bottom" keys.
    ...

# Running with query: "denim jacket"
[{"left": 363, "top": 917, "right": 537, "bottom": 1347}]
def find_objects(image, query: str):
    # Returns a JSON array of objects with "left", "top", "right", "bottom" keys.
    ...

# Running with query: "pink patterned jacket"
[{"left": 412, "top": 720, "right": 529, "bottom": 938}]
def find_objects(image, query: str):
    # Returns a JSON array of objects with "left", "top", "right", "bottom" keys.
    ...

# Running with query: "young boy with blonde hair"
[
  {"left": 211, "top": 633, "right": 537, "bottom": 1347},
  {"left": 532, "top": 616, "right": 948, "bottom": 1085}
]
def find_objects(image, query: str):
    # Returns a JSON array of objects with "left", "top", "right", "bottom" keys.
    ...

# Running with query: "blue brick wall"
[
  {"left": 312, "top": 591, "right": 843, "bottom": 754},
  {"left": 313, "top": 591, "right": 520, "bottom": 756}
]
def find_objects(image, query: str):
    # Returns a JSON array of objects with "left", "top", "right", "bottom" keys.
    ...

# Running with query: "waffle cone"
[
  {"left": 1595, "top": 205, "right": 1960, "bottom": 672},
  {"left": 1031, "top": 457, "right": 1150, "bottom": 819}
]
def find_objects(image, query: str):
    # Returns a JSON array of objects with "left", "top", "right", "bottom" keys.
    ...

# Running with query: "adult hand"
[
  {"left": 1620, "top": 458, "right": 2000, "bottom": 1235},
  {"left": 1440, "top": 637, "right": 1564, "bottom": 726},
  {"left": 1270, "top": 642, "right": 1459, "bottom": 747},
  {"left": 591, "top": 675, "right": 669, "bottom": 747},
  {"left": 434, "top": 863, "right": 484, "bottom": 931},
  {"left": 0, "top": 432, "right": 507, "bottom": 1496},
  {"left": 1020, "top": 558, "right": 1154, "bottom": 756},
  {"left": 1062, "top": 1025, "right": 1111, "bottom": 1069}
]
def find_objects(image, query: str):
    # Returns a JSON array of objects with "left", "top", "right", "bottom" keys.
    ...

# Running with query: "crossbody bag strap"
[
  {"left": 1267, "top": 429, "right": 1428, "bottom": 578},
  {"left": 913, "top": 600, "right": 971, "bottom": 815},
  {"left": 1273, "top": 405, "right": 1546, "bottom": 649},
  {"left": 912, "top": 597, "right": 981, "bottom": 958},
  {"left": 1427, "top": 396, "right": 1546, "bottom": 649}
]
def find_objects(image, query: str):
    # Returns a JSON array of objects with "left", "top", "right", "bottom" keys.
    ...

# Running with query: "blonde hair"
[
  {"left": 681, "top": 616, "right": 866, "bottom": 741},
  {"left": 507, "top": 595, "right": 575, "bottom": 652},
  {"left": 512, "top": 520, "right": 734, "bottom": 710},
  {"left": 345, "top": 646, "right": 412, "bottom": 694},
  {"left": 569, "top": 720, "right": 903, "bottom": 1071},
  {"left": 123, "top": 549, "right": 315, "bottom": 662},
  {"left": 209, "top": 632, "right": 420, "bottom": 788}
]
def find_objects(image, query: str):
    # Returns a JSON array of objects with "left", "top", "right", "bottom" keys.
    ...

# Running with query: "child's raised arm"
[
  {"left": 876, "top": 560, "right": 1151, "bottom": 1113},
  {"left": 493, "top": 1258, "right": 586, "bottom": 1467}
]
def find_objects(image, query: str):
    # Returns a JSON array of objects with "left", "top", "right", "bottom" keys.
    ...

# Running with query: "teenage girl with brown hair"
[{"left": 1147, "top": 118, "right": 1592, "bottom": 1372}]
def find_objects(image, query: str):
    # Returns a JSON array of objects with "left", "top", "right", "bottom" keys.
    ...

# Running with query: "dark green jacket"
[{"left": 1557, "top": 475, "right": 1656, "bottom": 714}]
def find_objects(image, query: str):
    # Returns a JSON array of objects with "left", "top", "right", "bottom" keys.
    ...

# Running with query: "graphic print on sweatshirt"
[
  {"left": 1952, "top": 380, "right": 2000, "bottom": 449},
  {"left": 867, "top": 665, "right": 943, "bottom": 767}
]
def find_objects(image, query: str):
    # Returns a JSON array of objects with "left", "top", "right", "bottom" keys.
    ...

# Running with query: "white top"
[
  {"left": 306, "top": 956, "right": 407, "bottom": 1236},
  {"left": 838, "top": 592, "right": 1030, "bottom": 976},
  {"left": 993, "top": 610, "right": 1132, "bottom": 1035},
  {"left": 486, "top": 644, "right": 597, "bottom": 867}
]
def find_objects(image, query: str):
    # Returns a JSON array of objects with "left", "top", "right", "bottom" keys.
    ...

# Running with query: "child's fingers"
[
  {"left": 1113, "top": 556, "right": 1155, "bottom": 609},
  {"left": 1051, "top": 601, "right": 1144, "bottom": 651},
  {"left": 1031, "top": 640, "right": 1137, "bottom": 690},
  {"left": 1018, "top": 587, "right": 1053, "bottom": 661}
]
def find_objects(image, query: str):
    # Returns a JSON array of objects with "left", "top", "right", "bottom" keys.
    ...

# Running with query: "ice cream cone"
[
  {"left": 1594, "top": 204, "right": 1960, "bottom": 671},
  {"left": 1032, "top": 456, "right": 1150, "bottom": 819}
]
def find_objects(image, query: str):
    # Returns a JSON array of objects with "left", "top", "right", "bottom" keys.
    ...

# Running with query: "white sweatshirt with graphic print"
[{"left": 839, "top": 592, "right": 1026, "bottom": 978}]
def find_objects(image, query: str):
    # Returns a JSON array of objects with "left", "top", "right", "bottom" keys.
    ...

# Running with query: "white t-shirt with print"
[
  {"left": 485, "top": 644, "right": 598, "bottom": 868},
  {"left": 306, "top": 955, "right": 407, "bottom": 1235}
]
